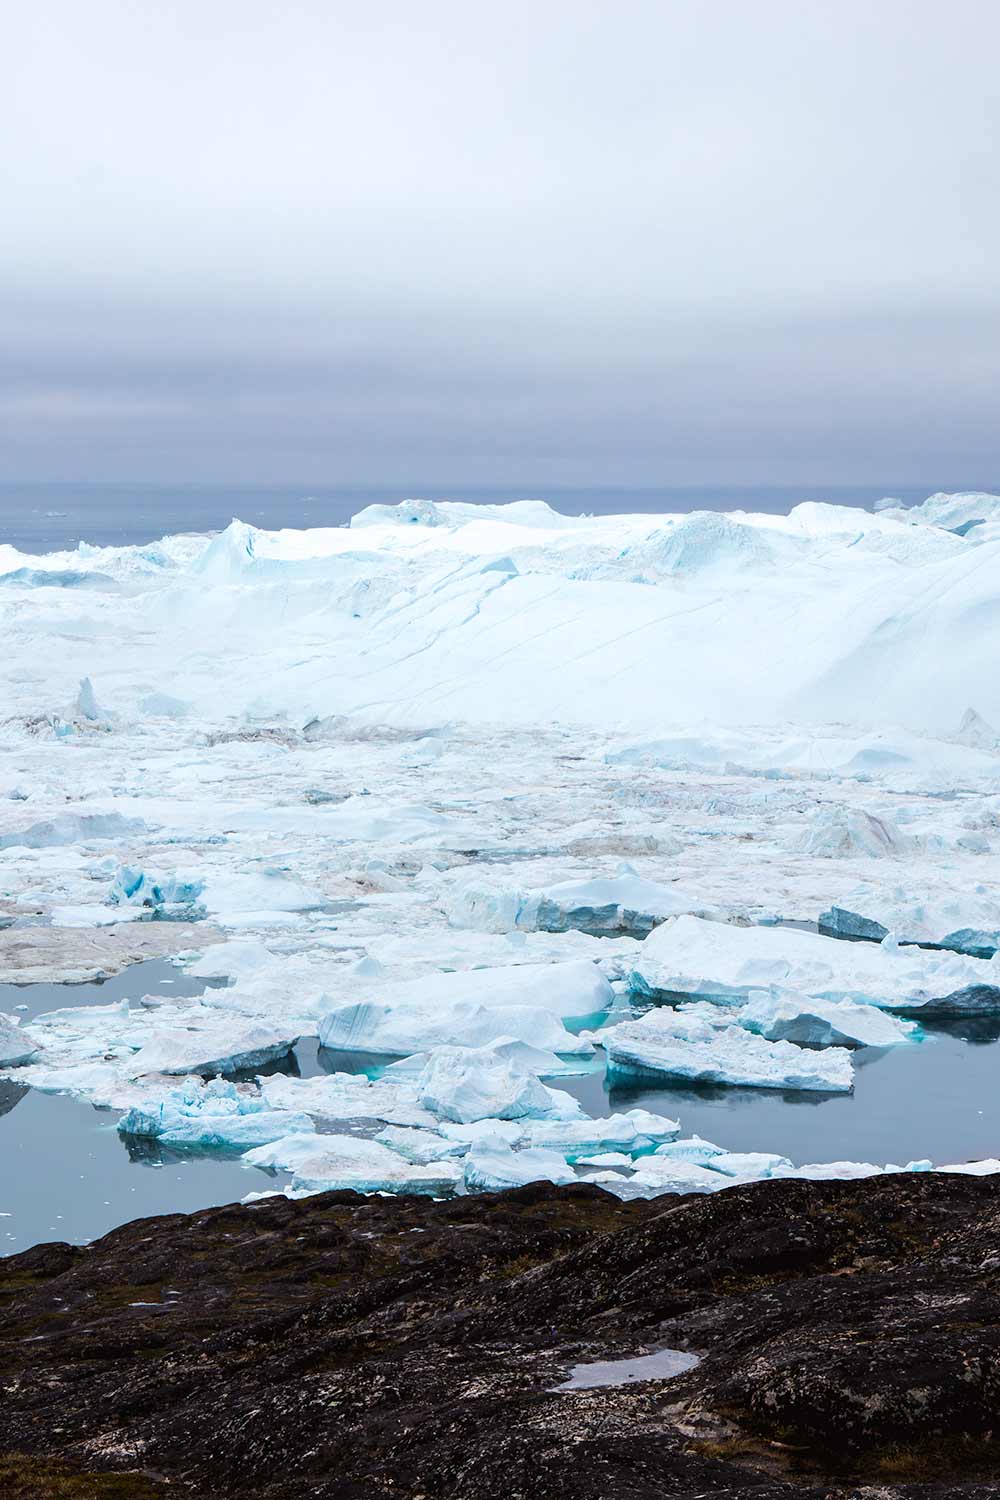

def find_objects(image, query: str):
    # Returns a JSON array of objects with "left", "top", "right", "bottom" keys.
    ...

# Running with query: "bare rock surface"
[{"left": 2, "top": 1174, "right": 1000, "bottom": 1496}]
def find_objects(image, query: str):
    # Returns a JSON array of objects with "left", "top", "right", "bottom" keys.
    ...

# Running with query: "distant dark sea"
[{"left": 0, "top": 481, "right": 965, "bottom": 554}]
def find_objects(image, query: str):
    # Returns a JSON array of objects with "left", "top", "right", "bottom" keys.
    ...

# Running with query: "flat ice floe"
[{"left": 5, "top": 492, "right": 1000, "bottom": 1234}]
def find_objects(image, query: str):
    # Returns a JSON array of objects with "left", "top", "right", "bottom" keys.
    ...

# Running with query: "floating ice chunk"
[
  {"left": 797, "top": 805, "right": 911, "bottom": 858},
  {"left": 244, "top": 1132, "right": 462, "bottom": 1195},
  {"left": 630, "top": 914, "right": 1000, "bottom": 1015},
  {"left": 127, "top": 1022, "right": 299, "bottom": 1077},
  {"left": 200, "top": 871, "right": 326, "bottom": 921},
  {"left": 738, "top": 987, "right": 918, "bottom": 1048},
  {"left": 628, "top": 1158, "right": 727, "bottom": 1193},
  {"left": 117, "top": 1078, "right": 315, "bottom": 1149},
  {"left": 186, "top": 939, "right": 274, "bottom": 981},
  {"left": 603, "top": 1007, "right": 853, "bottom": 1092},
  {"left": 374, "top": 1126, "right": 468, "bottom": 1164},
  {"left": 576, "top": 1152, "right": 633, "bottom": 1168},
  {"left": 412, "top": 1044, "right": 578, "bottom": 1124},
  {"left": 0, "top": 812, "right": 146, "bottom": 850},
  {"left": 769, "top": 1161, "right": 885, "bottom": 1180},
  {"left": 438, "top": 1118, "right": 525, "bottom": 1149},
  {"left": 653, "top": 1135, "right": 726, "bottom": 1165},
  {"left": 520, "top": 1109, "right": 679, "bottom": 1158},
  {"left": 363, "top": 960, "right": 614, "bottom": 1021},
  {"left": 463, "top": 1143, "right": 576, "bottom": 1191},
  {"left": 0, "top": 1014, "right": 40, "bottom": 1067},
  {"left": 705, "top": 1150, "right": 792, "bottom": 1178},
  {"left": 109, "top": 865, "right": 205, "bottom": 912},
  {"left": 445, "top": 869, "right": 713, "bottom": 938},
  {"left": 259, "top": 1071, "right": 434, "bottom": 1127},
  {"left": 318, "top": 998, "right": 592, "bottom": 1058}
]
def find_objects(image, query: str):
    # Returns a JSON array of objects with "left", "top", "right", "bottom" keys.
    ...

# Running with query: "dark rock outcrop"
[{"left": 2, "top": 1173, "right": 1000, "bottom": 1497}]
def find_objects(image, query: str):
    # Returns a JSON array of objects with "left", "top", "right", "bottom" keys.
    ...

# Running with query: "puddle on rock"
[{"left": 555, "top": 1347, "right": 700, "bottom": 1390}]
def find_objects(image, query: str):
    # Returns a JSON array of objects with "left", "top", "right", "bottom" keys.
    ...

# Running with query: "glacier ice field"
[{"left": 4, "top": 490, "right": 1000, "bottom": 1246}]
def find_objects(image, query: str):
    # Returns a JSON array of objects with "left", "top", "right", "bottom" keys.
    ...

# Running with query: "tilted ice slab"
[
  {"left": 318, "top": 999, "right": 594, "bottom": 1058},
  {"left": 0, "top": 1014, "right": 40, "bottom": 1067},
  {"left": 117, "top": 1078, "right": 315, "bottom": 1149},
  {"left": 244, "top": 1132, "right": 463, "bottom": 1196},
  {"left": 601, "top": 1006, "right": 854, "bottom": 1092},
  {"left": 125, "top": 1020, "right": 300, "bottom": 1078},
  {"left": 629, "top": 915, "right": 1000, "bottom": 1015},
  {"left": 738, "top": 988, "right": 918, "bottom": 1048},
  {"left": 445, "top": 869, "right": 714, "bottom": 939}
]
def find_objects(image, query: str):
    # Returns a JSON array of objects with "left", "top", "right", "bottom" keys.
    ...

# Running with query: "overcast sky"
[{"left": 3, "top": 0, "right": 998, "bottom": 489}]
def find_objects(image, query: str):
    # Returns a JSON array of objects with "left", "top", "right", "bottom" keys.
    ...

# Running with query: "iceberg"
[
  {"left": 797, "top": 805, "right": 911, "bottom": 858},
  {"left": 244, "top": 1133, "right": 463, "bottom": 1196},
  {"left": 462, "top": 1143, "right": 577, "bottom": 1191},
  {"left": 127, "top": 1021, "right": 300, "bottom": 1077},
  {"left": 318, "top": 998, "right": 592, "bottom": 1058},
  {"left": 705, "top": 1150, "right": 792, "bottom": 1178},
  {"left": 446, "top": 868, "right": 715, "bottom": 938},
  {"left": 738, "top": 987, "right": 918, "bottom": 1048},
  {"left": 602, "top": 1007, "right": 854, "bottom": 1092},
  {"left": 519, "top": 1109, "right": 680, "bottom": 1158},
  {"left": 352, "top": 960, "right": 614, "bottom": 1021},
  {"left": 117, "top": 1078, "right": 315, "bottom": 1149},
  {"left": 628, "top": 1158, "right": 727, "bottom": 1193},
  {"left": 108, "top": 865, "right": 205, "bottom": 913},
  {"left": 411, "top": 1045, "right": 581, "bottom": 1124},
  {"left": 629, "top": 914, "right": 1000, "bottom": 1015}
]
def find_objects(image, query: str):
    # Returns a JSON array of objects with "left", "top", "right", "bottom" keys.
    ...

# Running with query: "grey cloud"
[{"left": 2, "top": 0, "right": 998, "bottom": 487}]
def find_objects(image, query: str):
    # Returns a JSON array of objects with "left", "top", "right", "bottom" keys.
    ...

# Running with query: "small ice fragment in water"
[{"left": 555, "top": 1347, "right": 700, "bottom": 1390}]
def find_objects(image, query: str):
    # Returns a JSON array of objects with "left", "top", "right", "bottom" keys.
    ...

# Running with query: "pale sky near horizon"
[{"left": 3, "top": 1, "right": 999, "bottom": 488}]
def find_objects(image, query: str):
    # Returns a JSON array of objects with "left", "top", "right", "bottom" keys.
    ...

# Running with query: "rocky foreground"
[{"left": 2, "top": 1174, "right": 1000, "bottom": 1498}]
